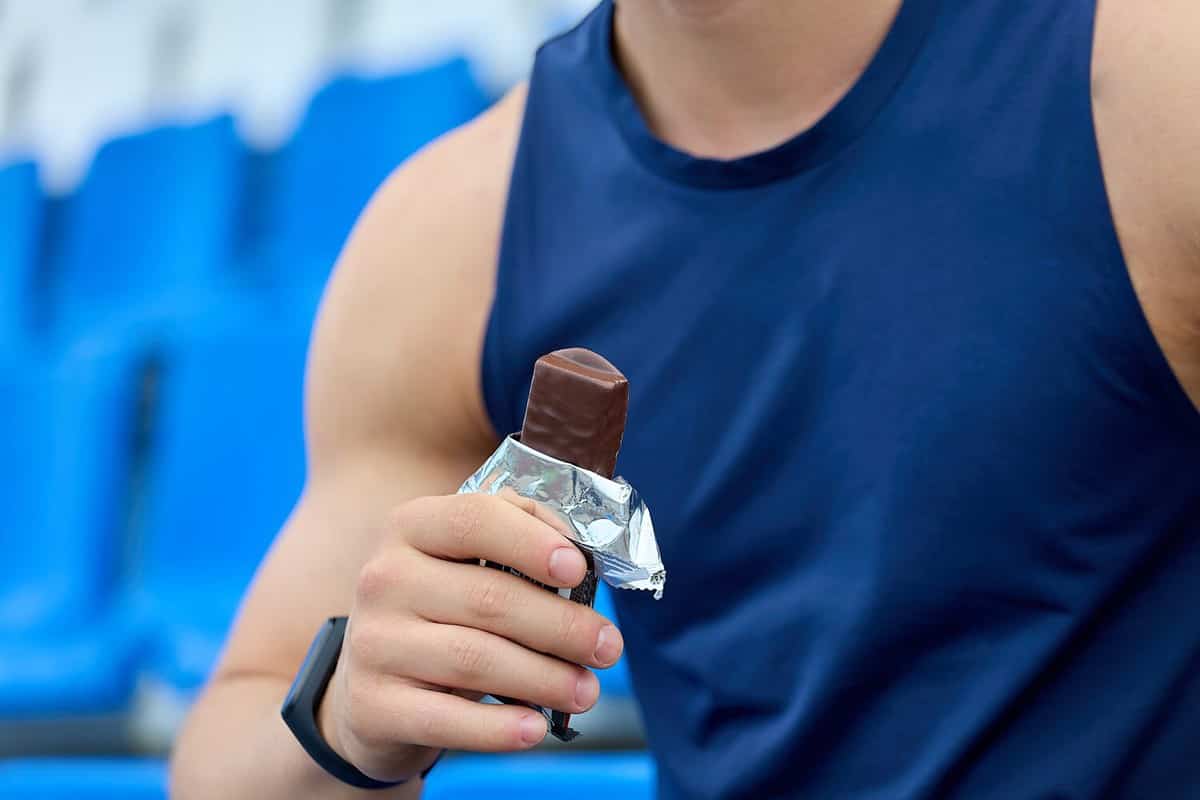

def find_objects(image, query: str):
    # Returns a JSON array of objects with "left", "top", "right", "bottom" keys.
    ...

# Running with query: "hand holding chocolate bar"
[
  {"left": 460, "top": 348, "right": 665, "bottom": 740},
  {"left": 322, "top": 489, "right": 620, "bottom": 775},
  {"left": 314, "top": 349, "right": 661, "bottom": 782}
]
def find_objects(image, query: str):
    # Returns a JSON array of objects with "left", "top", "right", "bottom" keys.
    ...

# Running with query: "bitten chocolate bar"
[{"left": 458, "top": 348, "right": 665, "bottom": 742}]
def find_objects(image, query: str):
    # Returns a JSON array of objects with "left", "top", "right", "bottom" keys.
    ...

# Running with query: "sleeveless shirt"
[{"left": 482, "top": 2, "right": 1200, "bottom": 796}]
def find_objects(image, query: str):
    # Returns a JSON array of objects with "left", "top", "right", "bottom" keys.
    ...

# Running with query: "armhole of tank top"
[
  {"left": 479, "top": 83, "right": 542, "bottom": 439},
  {"left": 480, "top": 272, "right": 514, "bottom": 439},
  {"left": 1083, "top": 0, "right": 1200, "bottom": 434},
  {"left": 480, "top": 172, "right": 522, "bottom": 439},
  {"left": 480, "top": 15, "right": 599, "bottom": 439}
]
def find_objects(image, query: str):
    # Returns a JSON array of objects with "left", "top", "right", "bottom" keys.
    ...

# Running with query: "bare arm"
[
  {"left": 170, "top": 85, "right": 622, "bottom": 799},
  {"left": 1093, "top": 0, "right": 1200, "bottom": 409}
]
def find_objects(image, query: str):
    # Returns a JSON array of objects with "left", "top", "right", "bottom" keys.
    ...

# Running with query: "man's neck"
[{"left": 613, "top": 0, "right": 904, "bottom": 159}]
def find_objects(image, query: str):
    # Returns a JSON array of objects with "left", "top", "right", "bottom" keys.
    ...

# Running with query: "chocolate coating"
[{"left": 520, "top": 348, "right": 629, "bottom": 478}]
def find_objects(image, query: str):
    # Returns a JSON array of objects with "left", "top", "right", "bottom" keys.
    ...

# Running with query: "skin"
[
  {"left": 1092, "top": 0, "right": 1200, "bottom": 410},
  {"left": 170, "top": 1, "right": 1200, "bottom": 797}
]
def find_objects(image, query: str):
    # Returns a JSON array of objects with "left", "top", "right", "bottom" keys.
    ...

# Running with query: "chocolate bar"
[
  {"left": 460, "top": 348, "right": 663, "bottom": 742},
  {"left": 515, "top": 349, "right": 627, "bottom": 738},
  {"left": 519, "top": 348, "right": 629, "bottom": 480},
  {"left": 483, "top": 349, "right": 627, "bottom": 741}
]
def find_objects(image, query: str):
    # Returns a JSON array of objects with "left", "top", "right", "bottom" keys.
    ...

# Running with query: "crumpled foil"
[{"left": 458, "top": 435, "right": 666, "bottom": 598}]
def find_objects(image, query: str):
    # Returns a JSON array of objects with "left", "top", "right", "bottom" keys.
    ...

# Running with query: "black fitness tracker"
[{"left": 282, "top": 616, "right": 439, "bottom": 790}]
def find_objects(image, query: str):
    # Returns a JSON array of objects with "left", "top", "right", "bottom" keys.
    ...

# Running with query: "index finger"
[{"left": 400, "top": 493, "right": 588, "bottom": 589}]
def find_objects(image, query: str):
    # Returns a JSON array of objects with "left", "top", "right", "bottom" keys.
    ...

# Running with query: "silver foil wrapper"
[{"left": 458, "top": 435, "right": 665, "bottom": 598}]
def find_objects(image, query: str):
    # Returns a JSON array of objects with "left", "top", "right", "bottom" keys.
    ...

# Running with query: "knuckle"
[
  {"left": 466, "top": 574, "right": 518, "bottom": 622},
  {"left": 414, "top": 706, "right": 441, "bottom": 743},
  {"left": 541, "top": 659, "right": 577, "bottom": 709},
  {"left": 345, "top": 620, "right": 384, "bottom": 669},
  {"left": 554, "top": 602, "right": 587, "bottom": 653},
  {"left": 354, "top": 557, "right": 393, "bottom": 605},
  {"left": 505, "top": 491, "right": 538, "bottom": 516},
  {"left": 390, "top": 495, "right": 442, "bottom": 544},
  {"left": 447, "top": 635, "right": 494, "bottom": 681},
  {"left": 505, "top": 526, "right": 535, "bottom": 573},
  {"left": 386, "top": 498, "right": 420, "bottom": 536},
  {"left": 446, "top": 496, "right": 486, "bottom": 551}
]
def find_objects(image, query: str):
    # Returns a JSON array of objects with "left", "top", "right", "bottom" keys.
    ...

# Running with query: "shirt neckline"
[{"left": 593, "top": 0, "right": 943, "bottom": 190}]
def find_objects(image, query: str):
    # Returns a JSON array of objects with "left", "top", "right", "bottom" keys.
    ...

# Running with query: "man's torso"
[{"left": 402, "top": 1, "right": 1200, "bottom": 796}]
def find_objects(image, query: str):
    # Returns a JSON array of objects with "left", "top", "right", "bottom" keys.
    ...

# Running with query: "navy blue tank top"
[{"left": 482, "top": 2, "right": 1200, "bottom": 797}]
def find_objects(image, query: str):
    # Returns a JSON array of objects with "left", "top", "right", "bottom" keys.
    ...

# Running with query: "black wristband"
[{"left": 282, "top": 617, "right": 440, "bottom": 790}]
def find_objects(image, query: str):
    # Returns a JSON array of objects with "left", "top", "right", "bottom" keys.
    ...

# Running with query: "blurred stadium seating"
[
  {"left": 0, "top": 753, "right": 655, "bottom": 799},
  {"left": 0, "top": 346, "right": 143, "bottom": 719},
  {"left": 0, "top": 0, "right": 648, "bottom": 792},
  {"left": 134, "top": 316, "right": 310, "bottom": 693},
  {"left": 253, "top": 58, "right": 489, "bottom": 293},
  {"left": 47, "top": 114, "right": 246, "bottom": 339},
  {"left": 0, "top": 758, "right": 166, "bottom": 800},
  {"left": 0, "top": 160, "right": 41, "bottom": 344}
]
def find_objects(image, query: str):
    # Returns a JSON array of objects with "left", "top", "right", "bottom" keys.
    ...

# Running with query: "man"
[{"left": 171, "top": 0, "right": 1200, "bottom": 797}]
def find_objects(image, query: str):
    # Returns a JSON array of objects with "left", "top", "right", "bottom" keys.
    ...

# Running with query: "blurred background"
[{"left": 0, "top": 1, "right": 654, "bottom": 796}]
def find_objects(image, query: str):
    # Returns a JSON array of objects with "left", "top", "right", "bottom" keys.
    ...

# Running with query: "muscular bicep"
[
  {"left": 305, "top": 152, "right": 501, "bottom": 478},
  {"left": 209, "top": 90, "right": 522, "bottom": 684}
]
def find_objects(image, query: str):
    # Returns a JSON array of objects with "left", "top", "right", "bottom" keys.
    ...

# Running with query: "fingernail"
[
  {"left": 520, "top": 713, "right": 547, "bottom": 745},
  {"left": 575, "top": 671, "right": 600, "bottom": 710},
  {"left": 548, "top": 547, "right": 584, "bottom": 584},
  {"left": 594, "top": 625, "right": 622, "bottom": 666}
]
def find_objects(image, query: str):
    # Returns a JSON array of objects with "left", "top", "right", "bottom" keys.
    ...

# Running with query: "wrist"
[
  {"left": 287, "top": 617, "right": 444, "bottom": 788},
  {"left": 282, "top": 617, "right": 408, "bottom": 790},
  {"left": 317, "top": 659, "right": 440, "bottom": 777}
]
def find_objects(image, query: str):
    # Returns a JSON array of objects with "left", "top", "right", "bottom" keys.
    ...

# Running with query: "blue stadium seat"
[
  {"left": 127, "top": 323, "right": 637, "bottom": 713},
  {"left": 133, "top": 318, "right": 310, "bottom": 691},
  {"left": 0, "top": 754, "right": 654, "bottom": 799},
  {"left": 0, "top": 346, "right": 143, "bottom": 716},
  {"left": 0, "top": 758, "right": 165, "bottom": 800},
  {"left": 254, "top": 58, "right": 490, "bottom": 291},
  {"left": 426, "top": 754, "right": 656, "bottom": 800},
  {"left": 47, "top": 115, "right": 247, "bottom": 340},
  {"left": 0, "top": 160, "right": 43, "bottom": 346}
]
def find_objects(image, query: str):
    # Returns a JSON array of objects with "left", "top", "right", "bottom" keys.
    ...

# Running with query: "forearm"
[{"left": 169, "top": 674, "right": 423, "bottom": 800}]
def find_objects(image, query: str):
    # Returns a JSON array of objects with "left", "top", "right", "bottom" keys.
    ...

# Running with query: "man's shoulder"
[
  {"left": 322, "top": 80, "right": 528, "bottom": 321},
  {"left": 305, "top": 84, "right": 529, "bottom": 464},
  {"left": 378, "top": 82, "right": 527, "bottom": 247},
  {"left": 320, "top": 80, "right": 528, "bottom": 329}
]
